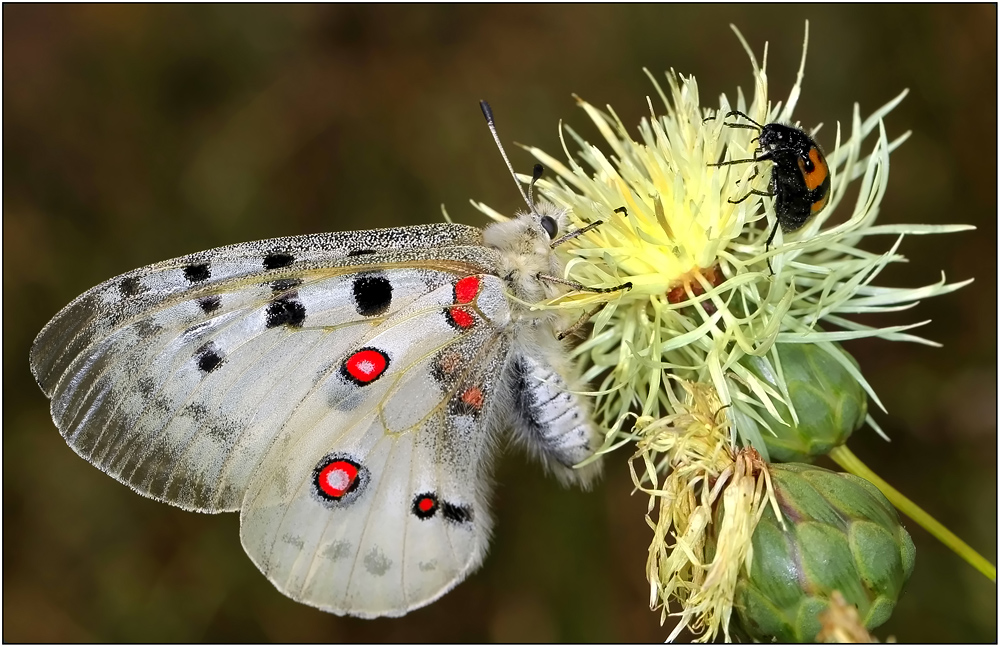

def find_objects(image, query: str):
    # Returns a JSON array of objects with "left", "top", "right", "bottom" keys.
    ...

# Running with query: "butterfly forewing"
[
  {"left": 30, "top": 223, "right": 487, "bottom": 396},
  {"left": 30, "top": 225, "right": 502, "bottom": 513}
]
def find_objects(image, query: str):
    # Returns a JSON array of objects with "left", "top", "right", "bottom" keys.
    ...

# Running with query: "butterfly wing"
[
  {"left": 239, "top": 279, "right": 512, "bottom": 615},
  {"left": 29, "top": 224, "right": 496, "bottom": 512},
  {"left": 31, "top": 218, "right": 607, "bottom": 617}
]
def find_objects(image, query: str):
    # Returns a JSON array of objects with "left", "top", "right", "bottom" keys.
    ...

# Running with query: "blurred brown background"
[{"left": 4, "top": 5, "right": 995, "bottom": 642}]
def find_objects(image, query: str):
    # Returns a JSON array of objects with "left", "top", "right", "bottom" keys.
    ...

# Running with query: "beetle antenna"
[{"left": 722, "top": 110, "right": 765, "bottom": 131}]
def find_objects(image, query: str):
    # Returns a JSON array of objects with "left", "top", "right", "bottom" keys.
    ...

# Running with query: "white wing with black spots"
[
  {"left": 30, "top": 228, "right": 503, "bottom": 513},
  {"left": 239, "top": 280, "right": 511, "bottom": 616},
  {"left": 31, "top": 223, "right": 490, "bottom": 395},
  {"left": 30, "top": 199, "right": 614, "bottom": 618}
]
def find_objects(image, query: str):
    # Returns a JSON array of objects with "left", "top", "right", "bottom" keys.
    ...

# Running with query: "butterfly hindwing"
[{"left": 239, "top": 277, "right": 511, "bottom": 616}]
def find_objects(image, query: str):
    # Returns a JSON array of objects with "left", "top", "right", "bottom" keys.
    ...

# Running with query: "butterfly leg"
[
  {"left": 536, "top": 273, "right": 632, "bottom": 294},
  {"left": 556, "top": 304, "right": 605, "bottom": 341},
  {"left": 549, "top": 219, "right": 604, "bottom": 248},
  {"left": 549, "top": 202, "right": 635, "bottom": 248}
]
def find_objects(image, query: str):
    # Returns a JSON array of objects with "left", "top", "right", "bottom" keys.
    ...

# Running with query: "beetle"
[{"left": 708, "top": 110, "right": 830, "bottom": 271}]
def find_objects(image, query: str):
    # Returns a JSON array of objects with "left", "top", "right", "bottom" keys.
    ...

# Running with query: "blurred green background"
[{"left": 4, "top": 5, "right": 995, "bottom": 642}]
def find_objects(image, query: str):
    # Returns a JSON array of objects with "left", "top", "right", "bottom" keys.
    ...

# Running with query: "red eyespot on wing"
[
  {"left": 447, "top": 306, "right": 476, "bottom": 329},
  {"left": 454, "top": 276, "right": 480, "bottom": 304},
  {"left": 412, "top": 492, "right": 439, "bottom": 519},
  {"left": 343, "top": 348, "right": 390, "bottom": 384},
  {"left": 461, "top": 387, "right": 484, "bottom": 410},
  {"left": 318, "top": 460, "right": 359, "bottom": 499}
]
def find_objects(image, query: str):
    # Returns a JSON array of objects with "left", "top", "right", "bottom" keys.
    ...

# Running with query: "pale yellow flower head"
[
  {"left": 473, "top": 22, "right": 976, "bottom": 641},
  {"left": 474, "top": 22, "right": 972, "bottom": 454}
]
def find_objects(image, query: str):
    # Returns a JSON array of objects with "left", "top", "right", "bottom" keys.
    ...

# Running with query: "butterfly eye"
[{"left": 539, "top": 215, "right": 559, "bottom": 239}]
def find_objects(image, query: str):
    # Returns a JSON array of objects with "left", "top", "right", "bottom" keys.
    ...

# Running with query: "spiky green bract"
[
  {"left": 740, "top": 342, "right": 867, "bottom": 462},
  {"left": 733, "top": 463, "right": 915, "bottom": 642}
]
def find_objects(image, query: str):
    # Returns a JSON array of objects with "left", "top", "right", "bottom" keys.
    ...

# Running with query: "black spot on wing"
[
  {"left": 120, "top": 276, "right": 143, "bottom": 297},
  {"left": 197, "top": 295, "right": 222, "bottom": 314},
  {"left": 442, "top": 501, "right": 473, "bottom": 524},
  {"left": 136, "top": 377, "right": 156, "bottom": 397},
  {"left": 183, "top": 263, "right": 210, "bottom": 282},
  {"left": 133, "top": 318, "right": 162, "bottom": 339},
  {"left": 270, "top": 278, "right": 303, "bottom": 293},
  {"left": 183, "top": 402, "right": 211, "bottom": 423},
  {"left": 195, "top": 343, "right": 224, "bottom": 373},
  {"left": 347, "top": 249, "right": 376, "bottom": 257},
  {"left": 353, "top": 273, "right": 392, "bottom": 317},
  {"left": 266, "top": 296, "right": 306, "bottom": 328},
  {"left": 263, "top": 253, "right": 295, "bottom": 269}
]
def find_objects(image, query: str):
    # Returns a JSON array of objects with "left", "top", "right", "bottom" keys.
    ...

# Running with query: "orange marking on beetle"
[
  {"left": 798, "top": 147, "right": 829, "bottom": 191},
  {"left": 810, "top": 193, "right": 829, "bottom": 214}
]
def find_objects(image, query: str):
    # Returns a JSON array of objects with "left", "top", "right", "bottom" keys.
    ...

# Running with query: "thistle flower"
[
  {"left": 624, "top": 380, "right": 782, "bottom": 643},
  {"left": 474, "top": 20, "right": 978, "bottom": 643},
  {"left": 474, "top": 22, "right": 972, "bottom": 455}
]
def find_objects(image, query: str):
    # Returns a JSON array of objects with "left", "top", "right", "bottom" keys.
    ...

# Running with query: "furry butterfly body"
[{"left": 31, "top": 213, "right": 605, "bottom": 617}]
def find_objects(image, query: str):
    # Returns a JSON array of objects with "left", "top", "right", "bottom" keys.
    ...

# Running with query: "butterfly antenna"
[
  {"left": 480, "top": 100, "right": 534, "bottom": 213},
  {"left": 527, "top": 163, "right": 544, "bottom": 211}
]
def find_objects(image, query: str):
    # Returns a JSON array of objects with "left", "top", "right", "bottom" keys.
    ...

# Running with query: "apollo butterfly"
[{"left": 29, "top": 101, "right": 629, "bottom": 618}]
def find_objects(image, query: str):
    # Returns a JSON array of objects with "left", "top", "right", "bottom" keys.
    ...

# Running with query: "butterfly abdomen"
[{"left": 506, "top": 352, "right": 603, "bottom": 489}]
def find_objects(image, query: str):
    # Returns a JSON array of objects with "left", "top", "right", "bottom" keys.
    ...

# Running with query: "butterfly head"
[
  {"left": 478, "top": 101, "right": 578, "bottom": 308},
  {"left": 482, "top": 201, "right": 569, "bottom": 306}
]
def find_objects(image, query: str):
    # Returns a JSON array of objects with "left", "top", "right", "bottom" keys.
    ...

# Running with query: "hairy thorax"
[{"left": 482, "top": 211, "right": 566, "bottom": 309}]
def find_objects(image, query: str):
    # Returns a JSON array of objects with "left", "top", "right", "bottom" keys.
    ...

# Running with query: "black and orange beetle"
[{"left": 708, "top": 111, "right": 831, "bottom": 270}]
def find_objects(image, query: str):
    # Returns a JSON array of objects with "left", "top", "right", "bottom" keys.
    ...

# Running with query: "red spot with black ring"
[
  {"left": 454, "top": 276, "right": 480, "bottom": 304},
  {"left": 316, "top": 459, "right": 361, "bottom": 500},
  {"left": 446, "top": 306, "right": 476, "bottom": 329},
  {"left": 412, "top": 492, "right": 439, "bottom": 520},
  {"left": 461, "top": 387, "right": 484, "bottom": 410},
  {"left": 446, "top": 276, "right": 480, "bottom": 329},
  {"left": 343, "top": 348, "right": 390, "bottom": 385}
]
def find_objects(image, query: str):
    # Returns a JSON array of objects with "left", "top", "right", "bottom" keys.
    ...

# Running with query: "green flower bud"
[
  {"left": 742, "top": 343, "right": 867, "bottom": 462},
  {"left": 733, "top": 463, "right": 915, "bottom": 642}
]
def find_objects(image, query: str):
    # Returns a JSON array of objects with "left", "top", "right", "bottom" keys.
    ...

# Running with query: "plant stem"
[{"left": 829, "top": 445, "right": 996, "bottom": 583}]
